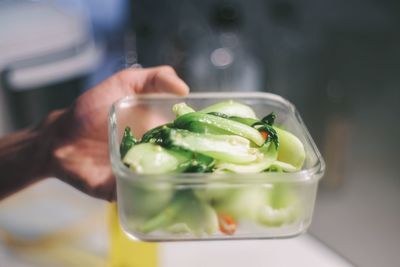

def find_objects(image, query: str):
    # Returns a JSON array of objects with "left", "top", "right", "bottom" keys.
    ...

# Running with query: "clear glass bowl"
[{"left": 109, "top": 92, "right": 325, "bottom": 241}]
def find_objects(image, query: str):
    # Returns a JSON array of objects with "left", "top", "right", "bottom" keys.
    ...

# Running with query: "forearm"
[{"left": 0, "top": 112, "right": 62, "bottom": 200}]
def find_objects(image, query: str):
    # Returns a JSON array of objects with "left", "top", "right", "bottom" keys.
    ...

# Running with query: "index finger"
[{"left": 125, "top": 66, "right": 190, "bottom": 96}]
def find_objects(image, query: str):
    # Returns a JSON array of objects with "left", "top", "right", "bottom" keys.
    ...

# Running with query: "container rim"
[{"left": 109, "top": 92, "right": 326, "bottom": 184}]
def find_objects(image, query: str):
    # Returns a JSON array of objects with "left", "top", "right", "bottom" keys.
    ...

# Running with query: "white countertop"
[
  {"left": 0, "top": 179, "right": 353, "bottom": 267},
  {"left": 160, "top": 235, "right": 353, "bottom": 267}
]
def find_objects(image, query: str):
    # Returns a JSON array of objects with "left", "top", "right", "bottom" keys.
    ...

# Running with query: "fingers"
[
  {"left": 145, "top": 66, "right": 190, "bottom": 96},
  {"left": 121, "top": 66, "right": 190, "bottom": 96}
]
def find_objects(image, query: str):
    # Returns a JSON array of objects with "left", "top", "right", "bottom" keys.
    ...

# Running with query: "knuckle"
[
  {"left": 118, "top": 68, "right": 134, "bottom": 78},
  {"left": 158, "top": 65, "right": 176, "bottom": 74}
]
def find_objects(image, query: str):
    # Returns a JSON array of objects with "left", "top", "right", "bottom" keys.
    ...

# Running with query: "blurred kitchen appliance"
[{"left": 0, "top": 1, "right": 102, "bottom": 132}]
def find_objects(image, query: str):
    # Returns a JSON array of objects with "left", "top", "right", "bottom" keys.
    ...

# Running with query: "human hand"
[{"left": 44, "top": 66, "right": 189, "bottom": 201}]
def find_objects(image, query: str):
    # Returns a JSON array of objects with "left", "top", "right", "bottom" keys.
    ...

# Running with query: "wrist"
[
  {"left": 0, "top": 113, "right": 65, "bottom": 199},
  {"left": 36, "top": 108, "right": 71, "bottom": 180}
]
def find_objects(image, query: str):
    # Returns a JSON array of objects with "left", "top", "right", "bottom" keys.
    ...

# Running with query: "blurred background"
[{"left": 0, "top": 0, "right": 399, "bottom": 266}]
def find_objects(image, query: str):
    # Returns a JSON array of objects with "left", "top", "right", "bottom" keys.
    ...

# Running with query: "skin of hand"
[{"left": 28, "top": 66, "right": 188, "bottom": 201}]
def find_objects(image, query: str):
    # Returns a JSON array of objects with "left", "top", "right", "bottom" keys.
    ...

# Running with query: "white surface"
[
  {"left": 8, "top": 43, "right": 102, "bottom": 90},
  {"left": 160, "top": 235, "right": 353, "bottom": 267},
  {"left": 0, "top": 1, "right": 102, "bottom": 90},
  {"left": 0, "top": 243, "right": 33, "bottom": 267},
  {"left": 0, "top": 2, "right": 88, "bottom": 66},
  {"left": 0, "top": 179, "right": 109, "bottom": 263},
  {"left": 0, "top": 179, "right": 353, "bottom": 266}
]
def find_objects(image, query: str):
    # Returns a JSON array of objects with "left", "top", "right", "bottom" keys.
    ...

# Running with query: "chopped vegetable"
[
  {"left": 261, "top": 130, "right": 269, "bottom": 140},
  {"left": 257, "top": 183, "right": 299, "bottom": 227},
  {"left": 120, "top": 127, "right": 137, "bottom": 158},
  {"left": 120, "top": 100, "right": 307, "bottom": 237},
  {"left": 275, "top": 127, "right": 305, "bottom": 170},
  {"left": 199, "top": 100, "right": 257, "bottom": 119},
  {"left": 261, "top": 112, "right": 276, "bottom": 125},
  {"left": 228, "top": 113, "right": 279, "bottom": 149},
  {"left": 213, "top": 185, "right": 298, "bottom": 227},
  {"left": 213, "top": 187, "right": 267, "bottom": 221},
  {"left": 122, "top": 182, "right": 174, "bottom": 220},
  {"left": 174, "top": 112, "right": 265, "bottom": 146},
  {"left": 123, "top": 143, "right": 187, "bottom": 174},
  {"left": 218, "top": 214, "right": 237, "bottom": 235},
  {"left": 214, "top": 143, "right": 277, "bottom": 173},
  {"left": 139, "top": 190, "right": 218, "bottom": 236},
  {"left": 173, "top": 102, "right": 195, "bottom": 117},
  {"left": 153, "top": 128, "right": 262, "bottom": 164}
]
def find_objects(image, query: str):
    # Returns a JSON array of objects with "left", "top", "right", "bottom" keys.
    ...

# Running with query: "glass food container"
[{"left": 109, "top": 92, "right": 325, "bottom": 241}]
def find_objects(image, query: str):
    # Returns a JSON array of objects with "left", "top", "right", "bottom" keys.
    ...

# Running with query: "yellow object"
[{"left": 108, "top": 203, "right": 158, "bottom": 267}]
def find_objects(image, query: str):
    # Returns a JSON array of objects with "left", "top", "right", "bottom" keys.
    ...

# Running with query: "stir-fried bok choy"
[{"left": 120, "top": 100, "right": 306, "bottom": 236}]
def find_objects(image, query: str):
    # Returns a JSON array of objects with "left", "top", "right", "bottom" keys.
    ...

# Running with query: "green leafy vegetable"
[
  {"left": 140, "top": 124, "right": 172, "bottom": 144},
  {"left": 199, "top": 100, "right": 257, "bottom": 119},
  {"left": 261, "top": 112, "right": 276, "bottom": 125},
  {"left": 230, "top": 113, "right": 279, "bottom": 149},
  {"left": 207, "top": 112, "right": 279, "bottom": 149},
  {"left": 174, "top": 112, "right": 265, "bottom": 146},
  {"left": 120, "top": 127, "right": 137, "bottom": 159},
  {"left": 152, "top": 127, "right": 261, "bottom": 164}
]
